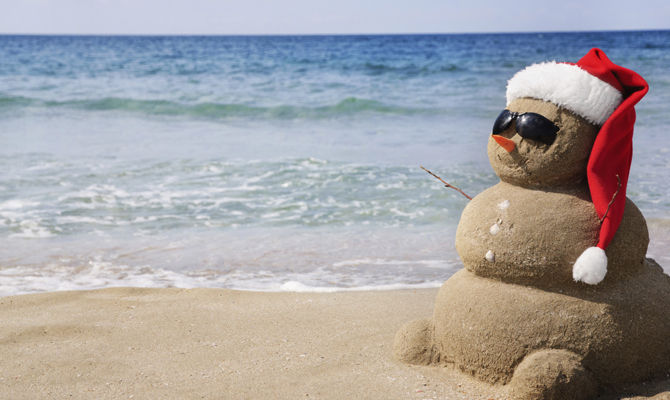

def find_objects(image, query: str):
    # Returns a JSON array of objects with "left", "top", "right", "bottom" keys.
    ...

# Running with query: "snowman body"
[{"left": 394, "top": 98, "right": 670, "bottom": 399}]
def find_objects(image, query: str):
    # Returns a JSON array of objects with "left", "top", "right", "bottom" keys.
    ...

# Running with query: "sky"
[{"left": 1, "top": 0, "right": 669, "bottom": 35}]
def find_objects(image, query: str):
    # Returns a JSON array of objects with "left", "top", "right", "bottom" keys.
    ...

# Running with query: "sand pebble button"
[
  {"left": 485, "top": 250, "right": 495, "bottom": 262},
  {"left": 497, "top": 200, "right": 510, "bottom": 210},
  {"left": 489, "top": 223, "right": 500, "bottom": 235}
]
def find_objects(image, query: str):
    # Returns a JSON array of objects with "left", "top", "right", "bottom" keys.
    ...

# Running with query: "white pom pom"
[{"left": 572, "top": 247, "right": 608, "bottom": 285}]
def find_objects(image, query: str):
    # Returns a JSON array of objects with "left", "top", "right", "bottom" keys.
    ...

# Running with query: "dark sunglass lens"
[
  {"left": 516, "top": 112, "right": 559, "bottom": 145},
  {"left": 492, "top": 110, "right": 514, "bottom": 135}
]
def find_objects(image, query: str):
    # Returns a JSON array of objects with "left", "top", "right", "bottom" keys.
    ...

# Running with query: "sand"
[{"left": 0, "top": 287, "right": 668, "bottom": 399}]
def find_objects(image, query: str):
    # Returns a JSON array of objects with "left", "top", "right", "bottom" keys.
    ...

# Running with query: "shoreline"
[{"left": 1, "top": 287, "right": 668, "bottom": 399}]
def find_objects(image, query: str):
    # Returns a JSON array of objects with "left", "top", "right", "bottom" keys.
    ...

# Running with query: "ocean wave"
[
  {"left": 0, "top": 157, "right": 488, "bottom": 238},
  {"left": 0, "top": 260, "right": 446, "bottom": 298},
  {"left": 0, "top": 226, "right": 462, "bottom": 297},
  {"left": 0, "top": 94, "right": 436, "bottom": 119},
  {"left": 361, "top": 62, "right": 464, "bottom": 76}
]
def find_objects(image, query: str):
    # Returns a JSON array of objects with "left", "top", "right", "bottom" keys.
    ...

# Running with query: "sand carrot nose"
[{"left": 492, "top": 135, "right": 516, "bottom": 153}]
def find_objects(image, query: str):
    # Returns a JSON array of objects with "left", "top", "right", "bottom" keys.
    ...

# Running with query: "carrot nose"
[{"left": 492, "top": 135, "right": 516, "bottom": 153}]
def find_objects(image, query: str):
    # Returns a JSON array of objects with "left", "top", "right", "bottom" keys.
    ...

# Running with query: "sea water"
[{"left": 1, "top": 31, "right": 669, "bottom": 296}]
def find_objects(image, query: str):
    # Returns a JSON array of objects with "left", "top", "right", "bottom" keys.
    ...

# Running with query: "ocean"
[{"left": 1, "top": 31, "right": 669, "bottom": 296}]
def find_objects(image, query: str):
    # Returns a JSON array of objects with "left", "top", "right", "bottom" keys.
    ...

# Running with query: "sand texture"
[
  {"left": 0, "top": 287, "right": 668, "bottom": 399},
  {"left": 0, "top": 287, "right": 495, "bottom": 399}
]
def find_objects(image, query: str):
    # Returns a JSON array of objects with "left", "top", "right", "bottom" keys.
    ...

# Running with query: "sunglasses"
[{"left": 492, "top": 110, "right": 559, "bottom": 146}]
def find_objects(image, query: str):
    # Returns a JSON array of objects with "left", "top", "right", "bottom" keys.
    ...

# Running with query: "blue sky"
[{"left": 2, "top": 0, "right": 669, "bottom": 34}]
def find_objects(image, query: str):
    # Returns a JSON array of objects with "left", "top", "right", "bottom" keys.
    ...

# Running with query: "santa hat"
[{"left": 506, "top": 48, "right": 648, "bottom": 285}]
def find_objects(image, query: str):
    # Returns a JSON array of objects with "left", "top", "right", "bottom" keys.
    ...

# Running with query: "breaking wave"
[{"left": 0, "top": 95, "right": 436, "bottom": 119}]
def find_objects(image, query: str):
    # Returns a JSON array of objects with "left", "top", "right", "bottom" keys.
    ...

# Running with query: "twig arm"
[
  {"left": 599, "top": 174, "right": 621, "bottom": 224},
  {"left": 420, "top": 166, "right": 472, "bottom": 201}
]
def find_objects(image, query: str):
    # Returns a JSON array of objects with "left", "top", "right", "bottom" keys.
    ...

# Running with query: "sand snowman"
[{"left": 394, "top": 49, "right": 670, "bottom": 399}]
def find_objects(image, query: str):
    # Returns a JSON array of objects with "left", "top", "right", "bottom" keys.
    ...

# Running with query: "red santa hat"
[{"left": 506, "top": 48, "right": 649, "bottom": 285}]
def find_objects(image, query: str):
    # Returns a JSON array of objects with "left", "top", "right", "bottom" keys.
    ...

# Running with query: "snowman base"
[{"left": 394, "top": 263, "right": 670, "bottom": 399}]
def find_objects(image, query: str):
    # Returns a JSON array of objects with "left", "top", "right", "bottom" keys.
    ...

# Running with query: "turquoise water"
[{"left": 1, "top": 32, "right": 670, "bottom": 296}]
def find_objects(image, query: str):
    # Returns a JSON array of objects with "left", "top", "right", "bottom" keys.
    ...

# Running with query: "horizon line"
[{"left": 1, "top": 28, "right": 668, "bottom": 37}]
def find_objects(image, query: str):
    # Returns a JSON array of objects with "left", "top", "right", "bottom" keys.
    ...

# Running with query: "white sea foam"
[
  {"left": 205, "top": 165, "right": 223, "bottom": 173},
  {"left": 0, "top": 199, "right": 39, "bottom": 210},
  {"left": 8, "top": 219, "right": 53, "bottom": 238},
  {"left": 277, "top": 280, "right": 442, "bottom": 293},
  {"left": 375, "top": 181, "right": 405, "bottom": 190},
  {"left": 26, "top": 161, "right": 62, "bottom": 171},
  {"left": 246, "top": 170, "right": 275, "bottom": 183},
  {"left": 389, "top": 207, "right": 424, "bottom": 218},
  {"left": 332, "top": 258, "right": 449, "bottom": 269},
  {"left": 0, "top": 261, "right": 446, "bottom": 298},
  {"left": 0, "top": 227, "right": 462, "bottom": 298},
  {"left": 57, "top": 216, "right": 116, "bottom": 225}
]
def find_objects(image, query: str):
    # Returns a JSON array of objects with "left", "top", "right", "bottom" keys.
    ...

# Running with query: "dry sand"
[{"left": 0, "top": 287, "right": 668, "bottom": 399}]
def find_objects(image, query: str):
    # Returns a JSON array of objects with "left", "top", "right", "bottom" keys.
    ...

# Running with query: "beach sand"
[{"left": 1, "top": 287, "right": 668, "bottom": 399}]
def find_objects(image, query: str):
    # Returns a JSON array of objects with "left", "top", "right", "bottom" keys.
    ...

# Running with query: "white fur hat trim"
[
  {"left": 506, "top": 62, "right": 622, "bottom": 125},
  {"left": 572, "top": 246, "right": 608, "bottom": 285}
]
